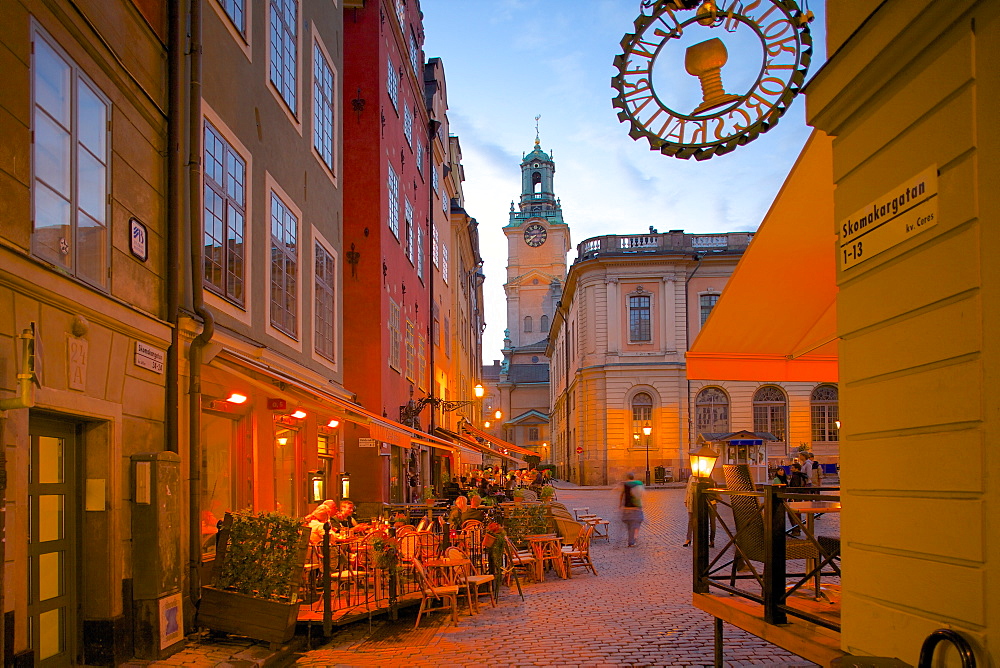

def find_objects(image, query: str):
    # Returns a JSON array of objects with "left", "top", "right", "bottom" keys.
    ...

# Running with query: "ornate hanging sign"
[{"left": 612, "top": 0, "right": 813, "bottom": 160}]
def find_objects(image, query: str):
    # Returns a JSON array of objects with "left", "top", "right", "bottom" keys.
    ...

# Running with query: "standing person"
[
  {"left": 788, "top": 461, "right": 809, "bottom": 488},
  {"left": 797, "top": 452, "right": 814, "bottom": 486},
  {"left": 772, "top": 467, "right": 789, "bottom": 485},
  {"left": 619, "top": 472, "right": 645, "bottom": 547},
  {"left": 807, "top": 452, "right": 823, "bottom": 488}
]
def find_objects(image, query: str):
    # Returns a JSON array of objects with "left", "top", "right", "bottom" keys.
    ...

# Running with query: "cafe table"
[
  {"left": 785, "top": 500, "right": 841, "bottom": 599},
  {"left": 524, "top": 534, "right": 567, "bottom": 580}
]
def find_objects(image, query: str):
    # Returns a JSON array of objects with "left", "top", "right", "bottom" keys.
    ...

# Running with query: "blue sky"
[{"left": 421, "top": 0, "right": 827, "bottom": 363}]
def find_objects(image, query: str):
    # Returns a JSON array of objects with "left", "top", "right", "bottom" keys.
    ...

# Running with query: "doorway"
[{"left": 28, "top": 416, "right": 78, "bottom": 667}]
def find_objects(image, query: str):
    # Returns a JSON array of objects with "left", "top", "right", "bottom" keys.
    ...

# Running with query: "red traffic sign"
[
  {"left": 575, "top": 446, "right": 584, "bottom": 454},
  {"left": 267, "top": 398, "right": 287, "bottom": 411}
]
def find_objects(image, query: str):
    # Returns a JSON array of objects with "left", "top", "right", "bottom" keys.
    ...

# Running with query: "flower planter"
[{"left": 197, "top": 586, "right": 300, "bottom": 644}]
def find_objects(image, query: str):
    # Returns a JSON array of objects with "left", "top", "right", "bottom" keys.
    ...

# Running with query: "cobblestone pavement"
[{"left": 291, "top": 487, "right": 819, "bottom": 668}]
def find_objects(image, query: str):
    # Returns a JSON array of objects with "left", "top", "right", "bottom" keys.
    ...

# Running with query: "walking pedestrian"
[{"left": 619, "top": 472, "right": 645, "bottom": 547}]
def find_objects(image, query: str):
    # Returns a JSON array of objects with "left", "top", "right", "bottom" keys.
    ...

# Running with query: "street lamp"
[
  {"left": 690, "top": 445, "right": 720, "bottom": 479},
  {"left": 642, "top": 423, "right": 652, "bottom": 486},
  {"left": 399, "top": 383, "right": 486, "bottom": 427}
]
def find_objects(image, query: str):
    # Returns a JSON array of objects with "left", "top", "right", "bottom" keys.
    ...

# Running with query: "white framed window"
[
  {"left": 753, "top": 385, "right": 787, "bottom": 442},
  {"left": 442, "top": 189, "right": 448, "bottom": 213},
  {"left": 403, "top": 103, "right": 412, "bottom": 146},
  {"left": 629, "top": 293, "right": 651, "bottom": 342},
  {"left": 269, "top": 191, "right": 298, "bottom": 338},
  {"left": 220, "top": 0, "right": 246, "bottom": 34},
  {"left": 416, "top": 140, "right": 424, "bottom": 175},
  {"left": 630, "top": 392, "right": 653, "bottom": 449},
  {"left": 405, "top": 320, "right": 416, "bottom": 382},
  {"left": 314, "top": 240, "right": 336, "bottom": 363},
  {"left": 395, "top": 0, "right": 405, "bottom": 28},
  {"left": 695, "top": 387, "right": 729, "bottom": 435},
  {"left": 431, "top": 164, "right": 438, "bottom": 192},
  {"left": 811, "top": 385, "right": 839, "bottom": 442},
  {"left": 388, "top": 299, "right": 401, "bottom": 371},
  {"left": 387, "top": 162, "right": 399, "bottom": 237},
  {"left": 204, "top": 122, "right": 246, "bottom": 305},
  {"left": 416, "top": 224, "right": 424, "bottom": 280},
  {"left": 269, "top": 0, "right": 298, "bottom": 114},
  {"left": 386, "top": 55, "right": 399, "bottom": 110},
  {"left": 700, "top": 293, "right": 719, "bottom": 326},
  {"left": 404, "top": 197, "right": 413, "bottom": 262},
  {"left": 409, "top": 32, "right": 419, "bottom": 75},
  {"left": 442, "top": 243, "right": 449, "bottom": 284},
  {"left": 312, "top": 40, "right": 336, "bottom": 173},
  {"left": 417, "top": 334, "right": 427, "bottom": 391},
  {"left": 31, "top": 29, "right": 111, "bottom": 289},
  {"left": 443, "top": 317, "right": 450, "bottom": 358},
  {"left": 432, "top": 224, "right": 439, "bottom": 267}
]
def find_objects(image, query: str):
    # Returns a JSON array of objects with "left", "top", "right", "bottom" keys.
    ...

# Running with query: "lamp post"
[
  {"left": 642, "top": 423, "right": 652, "bottom": 486},
  {"left": 690, "top": 445, "right": 720, "bottom": 480},
  {"left": 399, "top": 383, "right": 485, "bottom": 428}
]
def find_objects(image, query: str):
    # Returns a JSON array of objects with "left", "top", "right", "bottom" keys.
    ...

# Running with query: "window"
[
  {"left": 387, "top": 162, "right": 399, "bottom": 237},
  {"left": 442, "top": 190, "right": 448, "bottom": 214},
  {"left": 386, "top": 56, "right": 399, "bottom": 110},
  {"left": 431, "top": 165, "right": 439, "bottom": 192},
  {"left": 629, "top": 295, "right": 651, "bottom": 342},
  {"left": 403, "top": 103, "right": 412, "bottom": 146},
  {"left": 32, "top": 31, "right": 110, "bottom": 289},
  {"left": 540, "top": 314, "right": 549, "bottom": 332},
  {"left": 523, "top": 316, "right": 532, "bottom": 333},
  {"left": 432, "top": 303, "right": 440, "bottom": 346},
  {"left": 405, "top": 321, "right": 415, "bottom": 381},
  {"left": 417, "top": 225, "right": 424, "bottom": 280},
  {"left": 528, "top": 427, "right": 540, "bottom": 442},
  {"left": 204, "top": 122, "right": 246, "bottom": 305},
  {"left": 753, "top": 386, "right": 786, "bottom": 442},
  {"left": 700, "top": 294, "right": 719, "bottom": 326},
  {"left": 269, "top": 0, "right": 298, "bottom": 114},
  {"left": 443, "top": 317, "right": 450, "bottom": 358},
  {"left": 314, "top": 241, "right": 335, "bottom": 362},
  {"left": 442, "top": 244, "right": 449, "bottom": 284},
  {"left": 432, "top": 225, "right": 439, "bottom": 267},
  {"left": 409, "top": 32, "right": 419, "bottom": 75},
  {"left": 695, "top": 387, "right": 729, "bottom": 435},
  {"left": 269, "top": 192, "right": 298, "bottom": 337},
  {"left": 404, "top": 197, "right": 413, "bottom": 262},
  {"left": 417, "top": 334, "right": 427, "bottom": 390},
  {"left": 395, "top": 0, "right": 405, "bottom": 28},
  {"left": 388, "top": 299, "right": 401, "bottom": 370},
  {"left": 313, "top": 42, "right": 335, "bottom": 172},
  {"left": 220, "top": 0, "right": 246, "bottom": 34},
  {"left": 811, "top": 384, "right": 839, "bottom": 442},
  {"left": 416, "top": 140, "right": 424, "bottom": 175},
  {"left": 631, "top": 392, "right": 653, "bottom": 448}
]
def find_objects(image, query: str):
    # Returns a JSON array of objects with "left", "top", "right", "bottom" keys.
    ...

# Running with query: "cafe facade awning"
[
  {"left": 433, "top": 427, "right": 517, "bottom": 464},
  {"left": 686, "top": 130, "right": 838, "bottom": 383},
  {"left": 459, "top": 422, "right": 536, "bottom": 458}
]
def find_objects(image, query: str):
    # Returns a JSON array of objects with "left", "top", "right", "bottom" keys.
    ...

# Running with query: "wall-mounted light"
[
  {"left": 834, "top": 420, "right": 841, "bottom": 430},
  {"left": 276, "top": 437, "right": 289, "bottom": 446},
  {"left": 493, "top": 409, "right": 502, "bottom": 420},
  {"left": 473, "top": 384, "right": 485, "bottom": 398},
  {"left": 327, "top": 419, "right": 340, "bottom": 428},
  {"left": 226, "top": 393, "right": 248, "bottom": 404},
  {"left": 291, "top": 410, "right": 307, "bottom": 419},
  {"left": 484, "top": 421, "right": 491, "bottom": 429}
]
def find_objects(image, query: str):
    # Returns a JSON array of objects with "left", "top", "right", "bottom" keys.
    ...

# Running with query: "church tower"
[{"left": 496, "top": 127, "right": 570, "bottom": 457}]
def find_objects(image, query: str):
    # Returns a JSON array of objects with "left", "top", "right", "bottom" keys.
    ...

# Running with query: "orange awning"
[
  {"left": 686, "top": 130, "right": 838, "bottom": 382},
  {"left": 459, "top": 422, "right": 535, "bottom": 458}
]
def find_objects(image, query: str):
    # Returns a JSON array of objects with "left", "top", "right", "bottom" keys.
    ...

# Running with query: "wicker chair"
[
  {"left": 502, "top": 536, "right": 537, "bottom": 585},
  {"left": 445, "top": 546, "right": 496, "bottom": 612},
  {"left": 562, "top": 524, "right": 597, "bottom": 577},
  {"left": 411, "top": 557, "right": 459, "bottom": 628}
]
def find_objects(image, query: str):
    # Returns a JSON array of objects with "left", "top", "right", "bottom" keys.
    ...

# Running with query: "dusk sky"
[{"left": 421, "top": 0, "right": 828, "bottom": 363}]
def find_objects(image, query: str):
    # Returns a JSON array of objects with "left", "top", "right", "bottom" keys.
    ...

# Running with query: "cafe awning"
[
  {"left": 459, "top": 422, "right": 535, "bottom": 458},
  {"left": 686, "top": 130, "right": 838, "bottom": 383},
  {"left": 433, "top": 427, "right": 518, "bottom": 464}
]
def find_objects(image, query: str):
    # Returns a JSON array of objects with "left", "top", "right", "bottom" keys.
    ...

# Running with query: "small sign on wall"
[
  {"left": 159, "top": 592, "right": 183, "bottom": 649},
  {"left": 130, "top": 218, "right": 148, "bottom": 262},
  {"left": 68, "top": 336, "right": 88, "bottom": 391},
  {"left": 358, "top": 438, "right": 377, "bottom": 448},
  {"left": 135, "top": 341, "right": 165, "bottom": 374}
]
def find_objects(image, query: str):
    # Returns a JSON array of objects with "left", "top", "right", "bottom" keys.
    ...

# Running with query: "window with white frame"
[
  {"left": 442, "top": 244, "right": 449, "bottom": 284},
  {"left": 386, "top": 55, "right": 399, "bottom": 110},
  {"left": 388, "top": 299, "right": 401, "bottom": 371},
  {"left": 409, "top": 32, "right": 419, "bottom": 75},
  {"left": 432, "top": 303, "right": 440, "bottom": 346},
  {"left": 630, "top": 392, "right": 653, "bottom": 449},
  {"left": 416, "top": 140, "right": 424, "bottom": 175},
  {"left": 753, "top": 385, "right": 786, "bottom": 443},
  {"left": 443, "top": 317, "right": 450, "bottom": 358},
  {"left": 387, "top": 162, "right": 399, "bottom": 237},
  {"left": 432, "top": 225, "right": 439, "bottom": 267},
  {"left": 313, "top": 42, "right": 335, "bottom": 172},
  {"left": 417, "top": 225, "right": 424, "bottom": 280},
  {"left": 405, "top": 321, "right": 415, "bottom": 382},
  {"left": 403, "top": 103, "right": 412, "bottom": 146},
  {"left": 220, "top": 0, "right": 246, "bottom": 34},
  {"left": 269, "top": 0, "right": 298, "bottom": 114},
  {"left": 695, "top": 387, "right": 729, "bottom": 435},
  {"left": 528, "top": 427, "right": 540, "bottom": 442},
  {"left": 417, "top": 334, "right": 426, "bottom": 390},
  {"left": 314, "top": 241, "right": 336, "bottom": 362},
  {"left": 395, "top": 0, "right": 405, "bottom": 28},
  {"left": 700, "top": 293, "right": 719, "bottom": 326},
  {"left": 204, "top": 122, "right": 246, "bottom": 305},
  {"left": 32, "top": 31, "right": 111, "bottom": 289},
  {"left": 431, "top": 164, "right": 438, "bottom": 192},
  {"left": 269, "top": 192, "right": 298, "bottom": 337},
  {"left": 404, "top": 198, "right": 413, "bottom": 262},
  {"left": 629, "top": 292, "right": 651, "bottom": 342},
  {"left": 811, "top": 384, "right": 839, "bottom": 442},
  {"left": 442, "top": 190, "right": 448, "bottom": 213}
]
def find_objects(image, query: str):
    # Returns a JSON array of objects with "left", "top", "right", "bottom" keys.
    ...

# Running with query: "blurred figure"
[{"left": 619, "top": 472, "right": 645, "bottom": 548}]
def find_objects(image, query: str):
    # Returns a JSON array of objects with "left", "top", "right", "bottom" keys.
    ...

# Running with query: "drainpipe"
[
  {"left": 685, "top": 253, "right": 703, "bottom": 472},
  {"left": 186, "top": 0, "right": 213, "bottom": 599},
  {"left": 165, "top": 0, "right": 185, "bottom": 457},
  {"left": 427, "top": 118, "right": 440, "bottom": 433}
]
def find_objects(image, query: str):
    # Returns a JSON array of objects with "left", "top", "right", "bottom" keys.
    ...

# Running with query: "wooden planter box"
[{"left": 197, "top": 586, "right": 300, "bottom": 644}]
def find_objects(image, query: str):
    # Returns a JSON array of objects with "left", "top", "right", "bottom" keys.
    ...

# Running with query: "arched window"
[
  {"left": 540, "top": 314, "right": 549, "bottom": 332},
  {"left": 752, "top": 385, "right": 787, "bottom": 442},
  {"left": 532, "top": 171, "right": 542, "bottom": 193},
  {"left": 696, "top": 387, "right": 729, "bottom": 435},
  {"left": 811, "top": 384, "right": 839, "bottom": 442},
  {"left": 523, "top": 315, "right": 532, "bottom": 333},
  {"left": 631, "top": 392, "right": 653, "bottom": 448}
]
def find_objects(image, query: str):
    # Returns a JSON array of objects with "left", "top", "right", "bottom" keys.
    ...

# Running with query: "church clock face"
[{"left": 523, "top": 223, "right": 547, "bottom": 247}]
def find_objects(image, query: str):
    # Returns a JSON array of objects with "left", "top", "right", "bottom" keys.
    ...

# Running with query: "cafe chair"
[
  {"left": 411, "top": 557, "right": 459, "bottom": 629},
  {"left": 396, "top": 524, "right": 416, "bottom": 537},
  {"left": 446, "top": 546, "right": 496, "bottom": 612},
  {"left": 502, "top": 537, "right": 537, "bottom": 585},
  {"left": 562, "top": 524, "right": 598, "bottom": 577}
]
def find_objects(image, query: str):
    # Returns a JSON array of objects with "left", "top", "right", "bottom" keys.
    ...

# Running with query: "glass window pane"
[
  {"left": 33, "top": 183, "right": 72, "bottom": 270},
  {"left": 77, "top": 80, "right": 106, "bottom": 155},
  {"left": 37, "top": 495, "right": 64, "bottom": 543},
  {"left": 37, "top": 608, "right": 64, "bottom": 660},
  {"left": 77, "top": 211, "right": 107, "bottom": 287},
  {"left": 38, "top": 551, "right": 63, "bottom": 601},
  {"left": 36, "top": 436, "right": 64, "bottom": 484},
  {"left": 77, "top": 148, "right": 106, "bottom": 223},
  {"left": 34, "top": 39, "right": 71, "bottom": 126},
  {"left": 201, "top": 414, "right": 235, "bottom": 556},
  {"left": 274, "top": 428, "right": 295, "bottom": 515},
  {"left": 34, "top": 111, "right": 71, "bottom": 195}
]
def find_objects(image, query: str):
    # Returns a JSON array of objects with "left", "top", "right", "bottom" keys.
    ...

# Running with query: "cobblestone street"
[{"left": 291, "top": 487, "right": 817, "bottom": 667}]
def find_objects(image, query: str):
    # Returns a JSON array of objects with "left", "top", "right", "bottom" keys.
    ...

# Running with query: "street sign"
[
  {"left": 576, "top": 446, "right": 584, "bottom": 454},
  {"left": 267, "top": 398, "right": 287, "bottom": 411},
  {"left": 358, "top": 438, "right": 377, "bottom": 448}
]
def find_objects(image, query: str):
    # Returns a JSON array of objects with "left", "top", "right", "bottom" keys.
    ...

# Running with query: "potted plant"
[
  {"left": 422, "top": 486, "right": 437, "bottom": 506},
  {"left": 539, "top": 485, "right": 555, "bottom": 503},
  {"left": 512, "top": 487, "right": 525, "bottom": 506},
  {"left": 197, "top": 511, "right": 310, "bottom": 646}
]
